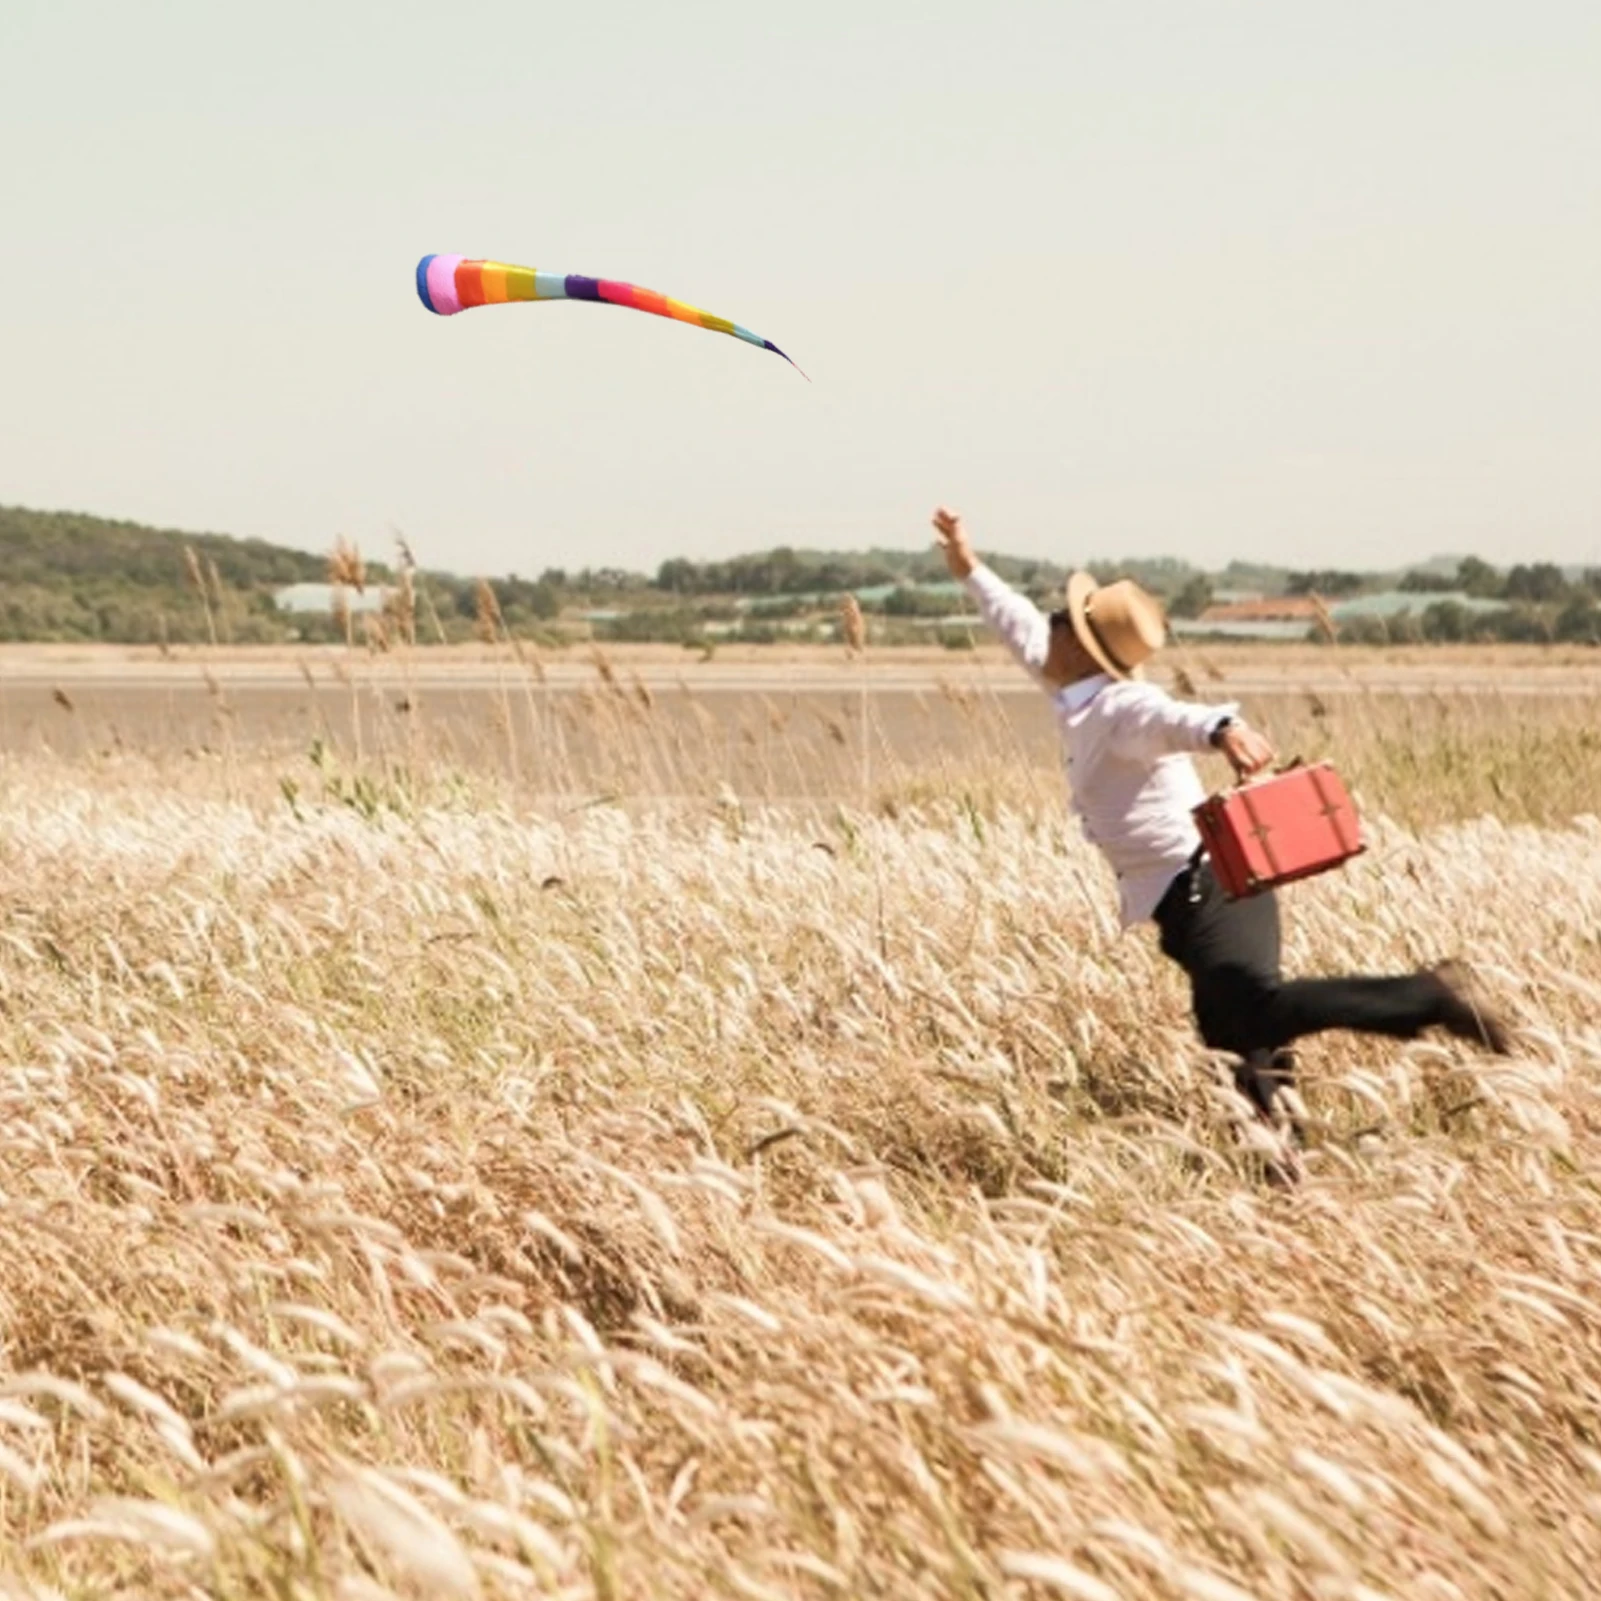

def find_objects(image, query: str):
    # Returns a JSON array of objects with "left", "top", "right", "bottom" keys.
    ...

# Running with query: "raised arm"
[{"left": 932, "top": 506, "right": 1049, "bottom": 675}]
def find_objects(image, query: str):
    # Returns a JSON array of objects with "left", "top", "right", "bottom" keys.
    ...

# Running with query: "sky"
[{"left": 3, "top": 0, "right": 1598, "bottom": 578}]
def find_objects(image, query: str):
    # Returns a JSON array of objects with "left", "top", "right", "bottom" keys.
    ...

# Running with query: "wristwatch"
[{"left": 1208, "top": 715, "right": 1237, "bottom": 749}]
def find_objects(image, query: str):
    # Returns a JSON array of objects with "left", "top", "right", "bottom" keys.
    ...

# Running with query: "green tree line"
[{"left": 4, "top": 504, "right": 1597, "bottom": 646}]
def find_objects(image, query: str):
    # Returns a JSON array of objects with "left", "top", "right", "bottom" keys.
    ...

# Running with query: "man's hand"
[
  {"left": 1215, "top": 720, "right": 1276, "bottom": 780},
  {"left": 932, "top": 506, "right": 977, "bottom": 580}
]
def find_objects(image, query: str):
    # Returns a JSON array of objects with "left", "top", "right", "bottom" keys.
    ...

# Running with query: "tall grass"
[
  {"left": 282, "top": 676, "right": 1601, "bottom": 833},
  {"left": 0, "top": 721, "right": 1598, "bottom": 1596}
]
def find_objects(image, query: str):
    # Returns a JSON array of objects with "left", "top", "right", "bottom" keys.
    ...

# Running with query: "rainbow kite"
[{"left": 416, "top": 254, "right": 804, "bottom": 376}]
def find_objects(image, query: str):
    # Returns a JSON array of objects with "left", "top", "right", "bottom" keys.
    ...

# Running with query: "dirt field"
[
  {"left": 4, "top": 637, "right": 1601, "bottom": 690},
  {"left": 6, "top": 643, "right": 1600, "bottom": 821}
]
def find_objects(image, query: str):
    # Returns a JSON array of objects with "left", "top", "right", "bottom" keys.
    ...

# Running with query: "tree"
[
  {"left": 1455, "top": 557, "right": 1502, "bottom": 598},
  {"left": 495, "top": 577, "right": 560, "bottom": 622},
  {"left": 1555, "top": 595, "right": 1601, "bottom": 643},
  {"left": 882, "top": 586, "right": 960, "bottom": 617},
  {"left": 1399, "top": 570, "right": 1456, "bottom": 593},
  {"left": 1333, "top": 616, "right": 1389, "bottom": 646},
  {"left": 1167, "top": 575, "right": 1215, "bottom": 618},
  {"left": 1503, "top": 563, "right": 1569, "bottom": 604},
  {"left": 655, "top": 558, "right": 697, "bottom": 593},
  {"left": 1421, "top": 600, "right": 1470, "bottom": 642},
  {"left": 1286, "top": 570, "right": 1365, "bottom": 597}
]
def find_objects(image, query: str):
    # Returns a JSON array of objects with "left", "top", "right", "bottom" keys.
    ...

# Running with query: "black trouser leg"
[
  {"left": 1153, "top": 858, "right": 1453, "bottom": 1062},
  {"left": 1264, "top": 975, "right": 1458, "bottom": 1044}
]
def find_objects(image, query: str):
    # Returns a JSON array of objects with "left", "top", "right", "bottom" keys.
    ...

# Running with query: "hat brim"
[{"left": 1065, "top": 570, "right": 1136, "bottom": 680}]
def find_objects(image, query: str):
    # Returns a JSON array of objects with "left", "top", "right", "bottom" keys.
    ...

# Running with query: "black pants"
[{"left": 1153, "top": 856, "right": 1450, "bottom": 1114}]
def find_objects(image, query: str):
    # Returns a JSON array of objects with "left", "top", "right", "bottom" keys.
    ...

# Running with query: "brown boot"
[{"left": 1428, "top": 961, "right": 1514, "bottom": 1055}]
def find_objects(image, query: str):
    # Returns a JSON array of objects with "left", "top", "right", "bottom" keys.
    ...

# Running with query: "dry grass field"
[{"left": 2, "top": 646, "right": 1600, "bottom": 1598}]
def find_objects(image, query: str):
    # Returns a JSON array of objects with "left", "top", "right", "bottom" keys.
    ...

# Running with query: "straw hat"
[{"left": 1064, "top": 572, "right": 1167, "bottom": 680}]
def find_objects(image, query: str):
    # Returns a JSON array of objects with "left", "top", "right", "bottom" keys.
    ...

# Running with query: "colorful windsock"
[{"left": 416, "top": 255, "right": 803, "bottom": 376}]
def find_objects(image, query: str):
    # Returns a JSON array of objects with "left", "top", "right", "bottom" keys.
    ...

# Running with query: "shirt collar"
[{"left": 1058, "top": 672, "right": 1113, "bottom": 714}]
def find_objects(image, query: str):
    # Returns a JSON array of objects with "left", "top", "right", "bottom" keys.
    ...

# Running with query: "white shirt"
[{"left": 965, "top": 564, "right": 1238, "bottom": 928}]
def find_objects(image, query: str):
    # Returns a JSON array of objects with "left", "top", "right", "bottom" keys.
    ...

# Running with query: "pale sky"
[{"left": 3, "top": 0, "right": 1598, "bottom": 578}]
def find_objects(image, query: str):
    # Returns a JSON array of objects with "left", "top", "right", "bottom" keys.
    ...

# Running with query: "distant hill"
[{"left": 0, "top": 504, "right": 329, "bottom": 644}]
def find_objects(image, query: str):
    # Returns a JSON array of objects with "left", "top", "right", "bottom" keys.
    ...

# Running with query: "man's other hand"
[{"left": 932, "top": 506, "right": 977, "bottom": 580}]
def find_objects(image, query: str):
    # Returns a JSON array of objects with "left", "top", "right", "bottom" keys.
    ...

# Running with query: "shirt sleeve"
[
  {"left": 963, "top": 563, "right": 1049, "bottom": 675},
  {"left": 1101, "top": 680, "right": 1240, "bottom": 761}
]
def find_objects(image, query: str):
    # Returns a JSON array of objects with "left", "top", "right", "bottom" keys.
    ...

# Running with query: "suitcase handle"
[{"left": 1224, "top": 755, "right": 1304, "bottom": 792}]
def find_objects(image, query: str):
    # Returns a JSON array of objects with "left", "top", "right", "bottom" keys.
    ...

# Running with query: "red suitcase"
[{"left": 1192, "top": 761, "right": 1365, "bottom": 898}]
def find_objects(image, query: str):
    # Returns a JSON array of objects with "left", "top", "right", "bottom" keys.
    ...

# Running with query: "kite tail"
[{"left": 763, "top": 341, "right": 811, "bottom": 382}]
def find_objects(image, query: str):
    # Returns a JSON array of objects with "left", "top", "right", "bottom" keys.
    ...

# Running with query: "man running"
[{"left": 933, "top": 505, "right": 1511, "bottom": 1142}]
